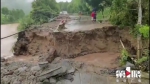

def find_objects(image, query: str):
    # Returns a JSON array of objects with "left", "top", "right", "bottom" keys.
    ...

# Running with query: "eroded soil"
[
  {"left": 1, "top": 15, "right": 149, "bottom": 84},
  {"left": 13, "top": 26, "right": 137, "bottom": 58}
]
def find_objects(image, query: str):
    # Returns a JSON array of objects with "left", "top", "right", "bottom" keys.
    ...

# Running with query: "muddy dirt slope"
[{"left": 13, "top": 26, "right": 138, "bottom": 59}]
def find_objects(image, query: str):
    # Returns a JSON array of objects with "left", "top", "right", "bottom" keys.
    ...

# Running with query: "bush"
[
  {"left": 120, "top": 49, "right": 129, "bottom": 66},
  {"left": 30, "top": 0, "right": 59, "bottom": 24},
  {"left": 17, "top": 0, "right": 60, "bottom": 31},
  {"left": 136, "top": 49, "right": 149, "bottom": 71},
  {"left": 97, "top": 7, "right": 110, "bottom": 20},
  {"left": 17, "top": 15, "right": 34, "bottom": 31},
  {"left": 110, "top": 0, "right": 149, "bottom": 27},
  {"left": 136, "top": 56, "right": 149, "bottom": 64},
  {"left": 139, "top": 25, "right": 149, "bottom": 39}
]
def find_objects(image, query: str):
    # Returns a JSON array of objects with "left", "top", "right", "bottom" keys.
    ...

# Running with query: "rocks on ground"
[{"left": 1, "top": 59, "right": 76, "bottom": 84}]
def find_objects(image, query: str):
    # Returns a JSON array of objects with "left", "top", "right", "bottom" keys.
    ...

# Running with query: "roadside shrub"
[
  {"left": 136, "top": 49, "right": 149, "bottom": 71},
  {"left": 120, "top": 49, "right": 129, "bottom": 66},
  {"left": 136, "top": 56, "right": 149, "bottom": 64},
  {"left": 139, "top": 25, "right": 149, "bottom": 39},
  {"left": 17, "top": 15, "right": 34, "bottom": 31}
]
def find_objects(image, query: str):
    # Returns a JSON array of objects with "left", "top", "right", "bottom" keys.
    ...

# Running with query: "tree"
[
  {"left": 30, "top": 0, "right": 59, "bottom": 24},
  {"left": 67, "top": 0, "right": 90, "bottom": 13},
  {"left": 58, "top": 2, "right": 69, "bottom": 11},
  {"left": 85, "top": 0, "right": 112, "bottom": 10},
  {"left": 1, "top": 0, "right": 32, "bottom": 14},
  {"left": 110, "top": 0, "right": 149, "bottom": 27},
  {"left": 1, "top": 7, "right": 9, "bottom": 15},
  {"left": 1, "top": 7, "right": 25, "bottom": 24},
  {"left": 137, "top": 0, "right": 142, "bottom": 60}
]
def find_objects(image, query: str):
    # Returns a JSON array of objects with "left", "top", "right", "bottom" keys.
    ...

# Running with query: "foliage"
[
  {"left": 136, "top": 49, "right": 149, "bottom": 71},
  {"left": 17, "top": 0, "right": 60, "bottom": 31},
  {"left": 110, "top": 0, "right": 149, "bottom": 27},
  {"left": 58, "top": 2, "right": 69, "bottom": 11},
  {"left": 110, "top": 0, "right": 137, "bottom": 27},
  {"left": 139, "top": 25, "right": 149, "bottom": 38},
  {"left": 120, "top": 49, "right": 129, "bottom": 66},
  {"left": 97, "top": 7, "right": 110, "bottom": 20},
  {"left": 130, "top": 24, "right": 141, "bottom": 38},
  {"left": 141, "top": 0, "right": 149, "bottom": 25},
  {"left": 1, "top": 7, "right": 9, "bottom": 15},
  {"left": 1, "top": 0, "right": 32, "bottom": 14},
  {"left": 130, "top": 24, "right": 149, "bottom": 38},
  {"left": 1, "top": 7, "right": 25, "bottom": 24},
  {"left": 85, "top": 0, "right": 112, "bottom": 9},
  {"left": 136, "top": 56, "right": 148, "bottom": 64},
  {"left": 30, "top": 0, "right": 59, "bottom": 24},
  {"left": 67, "top": 0, "right": 91, "bottom": 13},
  {"left": 66, "top": 0, "right": 112, "bottom": 14},
  {"left": 17, "top": 15, "right": 34, "bottom": 31}
]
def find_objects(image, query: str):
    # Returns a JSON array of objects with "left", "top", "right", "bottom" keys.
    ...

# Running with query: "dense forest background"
[
  {"left": 1, "top": 0, "right": 32, "bottom": 24},
  {"left": 58, "top": 0, "right": 149, "bottom": 26},
  {"left": 1, "top": 0, "right": 32, "bottom": 14},
  {"left": 1, "top": 0, "right": 149, "bottom": 27},
  {"left": 1, "top": 7, "right": 25, "bottom": 24}
]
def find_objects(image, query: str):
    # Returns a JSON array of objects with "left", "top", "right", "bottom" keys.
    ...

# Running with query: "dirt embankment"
[{"left": 13, "top": 26, "right": 138, "bottom": 60}]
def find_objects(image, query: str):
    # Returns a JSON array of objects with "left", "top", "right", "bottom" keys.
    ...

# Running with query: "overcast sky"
[{"left": 27, "top": 0, "right": 72, "bottom": 3}]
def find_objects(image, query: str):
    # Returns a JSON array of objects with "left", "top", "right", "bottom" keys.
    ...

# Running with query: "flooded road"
[
  {"left": 65, "top": 16, "right": 112, "bottom": 32},
  {"left": 65, "top": 20, "right": 112, "bottom": 32},
  {"left": 1, "top": 23, "right": 18, "bottom": 58}
]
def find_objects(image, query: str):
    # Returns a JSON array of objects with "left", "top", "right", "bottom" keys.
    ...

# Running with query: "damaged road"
[
  {"left": 1, "top": 15, "right": 149, "bottom": 84},
  {"left": 1, "top": 57, "right": 149, "bottom": 84},
  {"left": 13, "top": 26, "right": 138, "bottom": 59}
]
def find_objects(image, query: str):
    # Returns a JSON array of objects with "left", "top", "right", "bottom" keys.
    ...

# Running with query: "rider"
[
  {"left": 93, "top": 11, "right": 96, "bottom": 22},
  {"left": 91, "top": 11, "right": 94, "bottom": 21},
  {"left": 91, "top": 11, "right": 96, "bottom": 22}
]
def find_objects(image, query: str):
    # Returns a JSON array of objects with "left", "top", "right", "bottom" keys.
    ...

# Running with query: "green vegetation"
[
  {"left": 136, "top": 48, "right": 149, "bottom": 71},
  {"left": 110, "top": 0, "right": 149, "bottom": 27},
  {"left": 1, "top": 7, "right": 25, "bottom": 24},
  {"left": 97, "top": 7, "right": 110, "bottom": 20},
  {"left": 58, "top": 2, "right": 69, "bottom": 11},
  {"left": 139, "top": 25, "right": 149, "bottom": 39},
  {"left": 120, "top": 49, "right": 130, "bottom": 66},
  {"left": 17, "top": 15, "right": 34, "bottom": 31},
  {"left": 67, "top": 0, "right": 91, "bottom": 13},
  {"left": 30, "top": 0, "right": 59, "bottom": 24},
  {"left": 137, "top": 56, "right": 149, "bottom": 64},
  {"left": 18, "top": 0, "right": 60, "bottom": 31},
  {"left": 1, "top": 0, "right": 32, "bottom": 14}
]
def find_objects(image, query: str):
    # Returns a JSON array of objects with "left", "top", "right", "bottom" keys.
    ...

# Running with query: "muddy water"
[{"left": 1, "top": 23, "right": 18, "bottom": 58}]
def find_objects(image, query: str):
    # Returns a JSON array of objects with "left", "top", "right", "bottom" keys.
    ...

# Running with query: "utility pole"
[{"left": 137, "top": 0, "right": 142, "bottom": 60}]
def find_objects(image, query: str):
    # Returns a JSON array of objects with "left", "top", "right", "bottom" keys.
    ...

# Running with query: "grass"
[{"left": 97, "top": 7, "right": 110, "bottom": 20}]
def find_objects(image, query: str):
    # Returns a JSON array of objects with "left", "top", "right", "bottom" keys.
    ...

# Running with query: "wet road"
[
  {"left": 1, "top": 23, "right": 18, "bottom": 58},
  {"left": 65, "top": 16, "right": 112, "bottom": 32},
  {"left": 57, "top": 72, "right": 149, "bottom": 84}
]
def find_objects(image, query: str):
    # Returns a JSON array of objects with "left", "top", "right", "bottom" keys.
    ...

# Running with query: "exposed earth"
[{"left": 1, "top": 14, "right": 149, "bottom": 84}]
